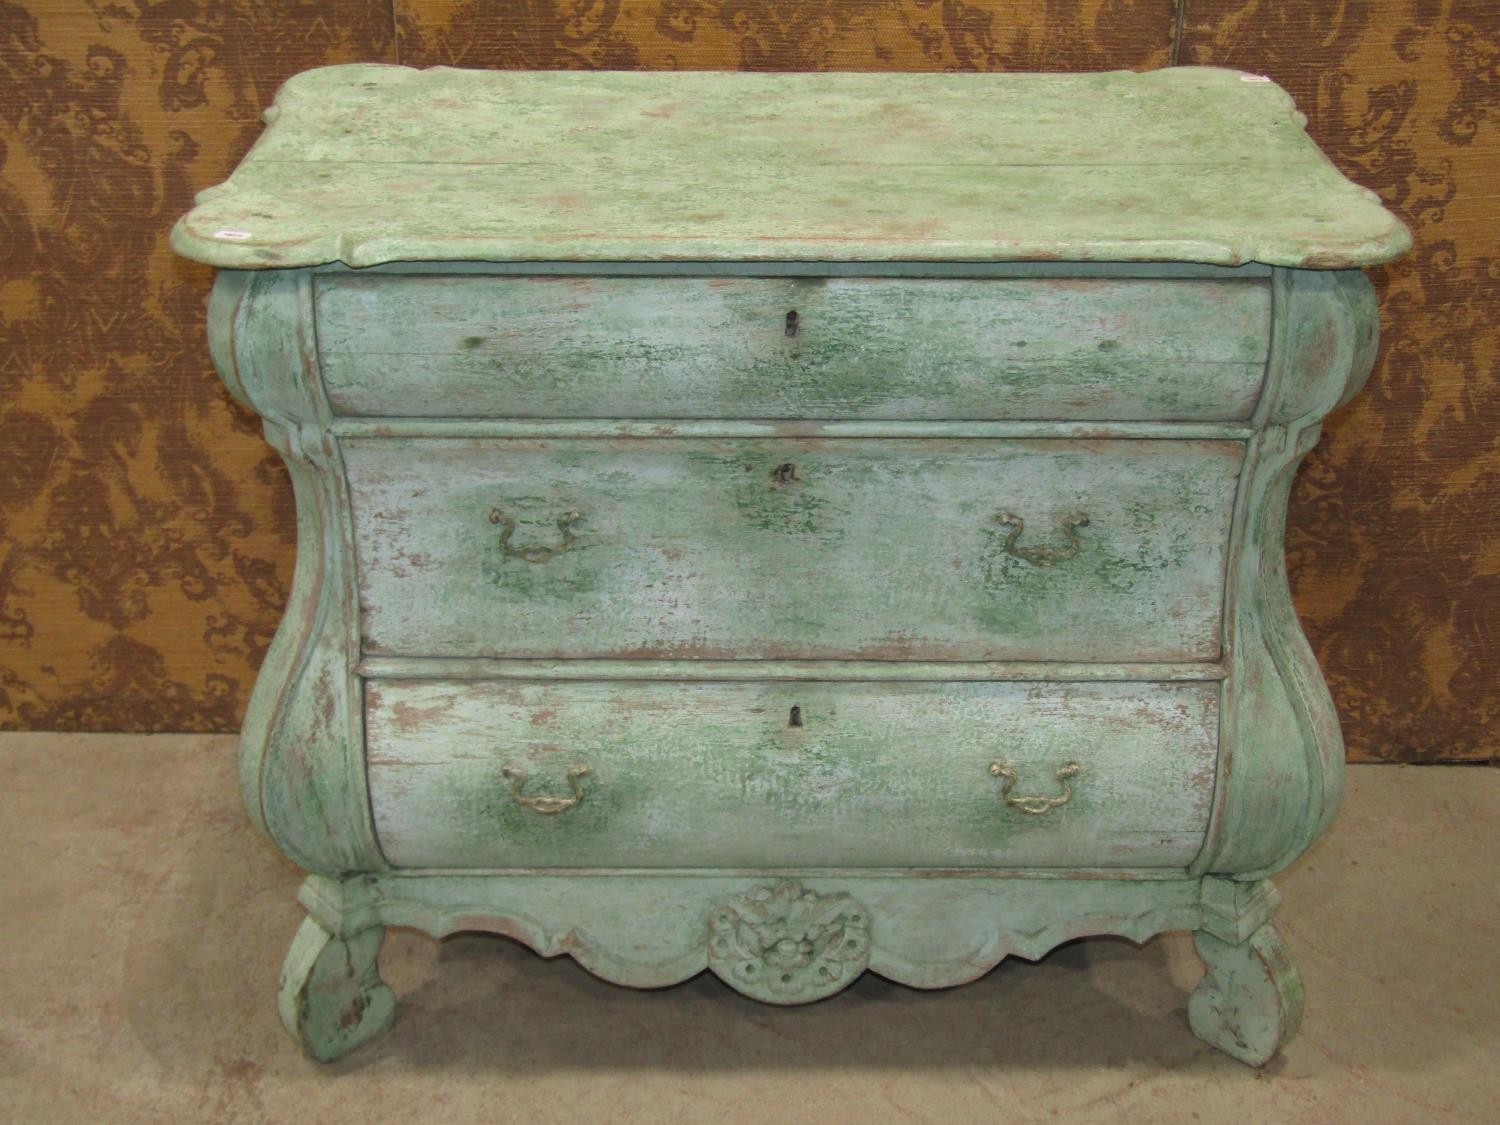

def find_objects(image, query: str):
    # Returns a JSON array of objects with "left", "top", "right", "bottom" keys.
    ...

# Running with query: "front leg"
[
  {"left": 1189, "top": 920, "right": 1304, "bottom": 1066},
  {"left": 278, "top": 878, "right": 396, "bottom": 1062}
]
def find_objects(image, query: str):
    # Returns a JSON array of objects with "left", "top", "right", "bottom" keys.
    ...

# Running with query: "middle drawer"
[{"left": 345, "top": 438, "right": 1241, "bottom": 662}]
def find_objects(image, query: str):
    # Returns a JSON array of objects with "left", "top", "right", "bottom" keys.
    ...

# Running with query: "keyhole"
[
  {"left": 772, "top": 462, "right": 797, "bottom": 483},
  {"left": 785, "top": 310, "right": 799, "bottom": 337},
  {"left": 788, "top": 705, "right": 804, "bottom": 728}
]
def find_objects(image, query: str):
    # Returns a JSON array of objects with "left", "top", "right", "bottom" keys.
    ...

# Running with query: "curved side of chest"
[
  {"left": 212, "top": 269, "right": 383, "bottom": 875},
  {"left": 1195, "top": 268, "right": 1379, "bottom": 878}
]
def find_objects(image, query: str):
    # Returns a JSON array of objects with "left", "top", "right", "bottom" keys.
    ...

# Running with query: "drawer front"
[
  {"left": 346, "top": 438, "right": 1241, "bottom": 662},
  {"left": 315, "top": 275, "right": 1269, "bottom": 420},
  {"left": 366, "top": 679, "right": 1220, "bottom": 869}
]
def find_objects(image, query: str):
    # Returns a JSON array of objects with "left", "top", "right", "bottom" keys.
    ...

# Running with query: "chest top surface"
[{"left": 173, "top": 65, "right": 1408, "bottom": 271}]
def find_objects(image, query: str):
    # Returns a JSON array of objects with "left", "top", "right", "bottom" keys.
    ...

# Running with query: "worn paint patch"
[
  {"left": 314, "top": 274, "right": 1271, "bottom": 422},
  {"left": 365, "top": 679, "right": 1220, "bottom": 870},
  {"left": 344, "top": 437, "right": 1243, "bottom": 662},
  {"left": 172, "top": 67, "right": 1410, "bottom": 269}
]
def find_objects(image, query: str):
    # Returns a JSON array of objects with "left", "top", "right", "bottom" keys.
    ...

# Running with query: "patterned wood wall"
[{"left": 0, "top": 1, "right": 1495, "bottom": 760}]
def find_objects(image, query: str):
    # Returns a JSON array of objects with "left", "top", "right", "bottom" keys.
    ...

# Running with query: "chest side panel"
[{"left": 343, "top": 437, "right": 1242, "bottom": 663}]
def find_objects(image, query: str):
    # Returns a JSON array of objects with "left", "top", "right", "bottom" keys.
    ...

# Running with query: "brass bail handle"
[
  {"left": 502, "top": 765, "right": 591, "bottom": 815},
  {"left": 994, "top": 512, "right": 1090, "bottom": 567},
  {"left": 490, "top": 508, "right": 582, "bottom": 563},
  {"left": 989, "top": 761, "right": 1083, "bottom": 815}
]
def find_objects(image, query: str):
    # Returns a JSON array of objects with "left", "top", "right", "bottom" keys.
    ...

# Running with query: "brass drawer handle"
[
  {"left": 501, "top": 765, "right": 590, "bottom": 815},
  {"left": 994, "top": 512, "right": 1089, "bottom": 567},
  {"left": 989, "top": 761, "right": 1082, "bottom": 815},
  {"left": 490, "top": 508, "right": 582, "bottom": 562}
]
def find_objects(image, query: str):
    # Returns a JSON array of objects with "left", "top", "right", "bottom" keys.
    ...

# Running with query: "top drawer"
[{"left": 313, "top": 274, "right": 1270, "bottom": 421}]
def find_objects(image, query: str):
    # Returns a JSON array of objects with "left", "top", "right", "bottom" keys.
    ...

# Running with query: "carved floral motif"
[{"left": 707, "top": 881, "right": 871, "bottom": 1003}]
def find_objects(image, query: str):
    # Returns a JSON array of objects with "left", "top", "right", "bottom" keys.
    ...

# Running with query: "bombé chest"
[{"left": 175, "top": 65, "right": 1408, "bottom": 1064}]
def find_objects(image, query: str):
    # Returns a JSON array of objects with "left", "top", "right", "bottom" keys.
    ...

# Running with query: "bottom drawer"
[{"left": 366, "top": 679, "right": 1219, "bottom": 870}]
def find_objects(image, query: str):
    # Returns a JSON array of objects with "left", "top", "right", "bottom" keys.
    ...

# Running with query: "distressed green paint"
[
  {"left": 332, "top": 417, "right": 1259, "bottom": 440},
  {"left": 295, "top": 870, "right": 1210, "bottom": 990},
  {"left": 278, "top": 870, "right": 1300, "bottom": 1039},
  {"left": 356, "top": 656, "right": 1229, "bottom": 682},
  {"left": 1193, "top": 269, "right": 1379, "bottom": 879},
  {"left": 183, "top": 65, "right": 1409, "bottom": 1063},
  {"left": 1190, "top": 925, "right": 1305, "bottom": 1067},
  {"left": 343, "top": 437, "right": 1242, "bottom": 662},
  {"left": 211, "top": 270, "right": 383, "bottom": 876},
  {"left": 310, "top": 260, "right": 1277, "bottom": 279},
  {"left": 365, "top": 679, "right": 1219, "bottom": 869},
  {"left": 278, "top": 917, "right": 394, "bottom": 1063},
  {"left": 170, "top": 66, "right": 1410, "bottom": 269},
  {"left": 313, "top": 274, "right": 1270, "bottom": 421}
]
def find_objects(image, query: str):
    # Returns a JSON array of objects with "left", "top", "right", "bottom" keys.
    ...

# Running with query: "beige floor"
[{"left": 0, "top": 735, "right": 1496, "bottom": 1124}]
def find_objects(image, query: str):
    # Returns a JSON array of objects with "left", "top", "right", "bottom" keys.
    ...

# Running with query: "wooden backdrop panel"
[{"left": 1, "top": 0, "right": 1494, "bottom": 760}]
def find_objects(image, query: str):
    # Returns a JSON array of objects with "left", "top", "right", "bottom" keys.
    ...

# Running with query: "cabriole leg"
[
  {"left": 278, "top": 878, "right": 396, "bottom": 1062},
  {"left": 1191, "top": 879, "right": 1304, "bottom": 1066}
]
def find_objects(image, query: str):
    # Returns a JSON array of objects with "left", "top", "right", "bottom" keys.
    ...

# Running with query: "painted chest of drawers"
[{"left": 174, "top": 65, "right": 1409, "bottom": 1064}]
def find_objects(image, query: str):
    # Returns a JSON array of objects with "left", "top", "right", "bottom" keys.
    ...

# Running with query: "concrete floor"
[{"left": 0, "top": 734, "right": 1495, "bottom": 1123}]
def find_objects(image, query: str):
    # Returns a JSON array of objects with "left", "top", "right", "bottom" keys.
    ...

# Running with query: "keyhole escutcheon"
[
  {"left": 788, "top": 705, "right": 804, "bottom": 728},
  {"left": 785, "top": 310, "right": 800, "bottom": 337}
]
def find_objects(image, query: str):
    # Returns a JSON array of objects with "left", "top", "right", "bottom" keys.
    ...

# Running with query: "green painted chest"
[{"left": 175, "top": 65, "right": 1408, "bottom": 1064}]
